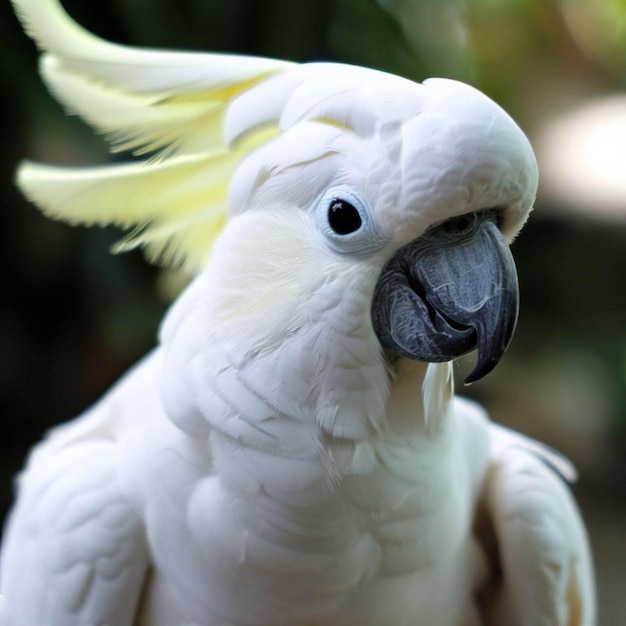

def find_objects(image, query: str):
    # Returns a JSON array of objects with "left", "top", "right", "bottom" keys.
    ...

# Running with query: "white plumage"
[{"left": 2, "top": 1, "right": 595, "bottom": 624}]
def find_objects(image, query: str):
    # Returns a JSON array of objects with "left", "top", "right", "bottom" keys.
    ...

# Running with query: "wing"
[
  {"left": 11, "top": 0, "right": 293, "bottom": 270},
  {"left": 0, "top": 413, "right": 149, "bottom": 626},
  {"left": 479, "top": 424, "right": 596, "bottom": 626}
]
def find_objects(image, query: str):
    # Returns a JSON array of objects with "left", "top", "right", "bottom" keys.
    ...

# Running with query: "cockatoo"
[{"left": 2, "top": 0, "right": 595, "bottom": 625}]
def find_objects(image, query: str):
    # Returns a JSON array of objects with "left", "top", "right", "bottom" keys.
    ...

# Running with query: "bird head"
[{"left": 198, "top": 66, "right": 537, "bottom": 381}]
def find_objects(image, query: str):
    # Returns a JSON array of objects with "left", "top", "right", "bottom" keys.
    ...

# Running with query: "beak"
[{"left": 372, "top": 210, "right": 519, "bottom": 384}]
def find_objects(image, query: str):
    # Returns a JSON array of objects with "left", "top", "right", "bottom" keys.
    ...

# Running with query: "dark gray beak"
[{"left": 372, "top": 210, "right": 519, "bottom": 384}]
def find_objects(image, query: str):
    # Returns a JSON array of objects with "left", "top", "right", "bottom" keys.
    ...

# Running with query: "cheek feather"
[{"left": 209, "top": 210, "right": 319, "bottom": 324}]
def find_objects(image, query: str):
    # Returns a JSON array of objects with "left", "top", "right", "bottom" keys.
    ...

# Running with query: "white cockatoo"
[{"left": 2, "top": 1, "right": 595, "bottom": 625}]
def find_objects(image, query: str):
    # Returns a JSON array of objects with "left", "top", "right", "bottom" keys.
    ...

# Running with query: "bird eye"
[
  {"left": 315, "top": 185, "right": 383, "bottom": 255},
  {"left": 328, "top": 198, "right": 363, "bottom": 235}
]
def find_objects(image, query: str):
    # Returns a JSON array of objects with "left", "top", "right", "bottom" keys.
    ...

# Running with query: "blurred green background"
[{"left": 1, "top": 0, "right": 625, "bottom": 621}]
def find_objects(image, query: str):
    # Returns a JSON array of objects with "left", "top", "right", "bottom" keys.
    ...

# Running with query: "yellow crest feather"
[{"left": 12, "top": 0, "right": 293, "bottom": 270}]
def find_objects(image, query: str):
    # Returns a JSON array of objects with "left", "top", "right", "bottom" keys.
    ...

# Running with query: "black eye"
[{"left": 328, "top": 199, "right": 363, "bottom": 235}]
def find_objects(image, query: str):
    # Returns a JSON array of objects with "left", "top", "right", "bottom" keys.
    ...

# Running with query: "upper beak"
[{"left": 371, "top": 210, "right": 519, "bottom": 384}]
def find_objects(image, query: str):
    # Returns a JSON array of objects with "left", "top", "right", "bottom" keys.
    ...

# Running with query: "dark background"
[{"left": 1, "top": 0, "right": 625, "bottom": 620}]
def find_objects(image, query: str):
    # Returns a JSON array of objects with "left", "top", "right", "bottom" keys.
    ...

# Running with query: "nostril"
[{"left": 442, "top": 213, "right": 474, "bottom": 234}]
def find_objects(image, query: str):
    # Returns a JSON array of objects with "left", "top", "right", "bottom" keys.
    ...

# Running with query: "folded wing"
[{"left": 481, "top": 424, "right": 596, "bottom": 626}]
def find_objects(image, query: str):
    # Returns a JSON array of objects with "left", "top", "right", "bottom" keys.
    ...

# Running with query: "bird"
[{"left": 1, "top": 0, "right": 596, "bottom": 624}]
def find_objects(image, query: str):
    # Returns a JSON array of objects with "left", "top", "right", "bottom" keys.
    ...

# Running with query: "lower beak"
[{"left": 372, "top": 210, "right": 519, "bottom": 384}]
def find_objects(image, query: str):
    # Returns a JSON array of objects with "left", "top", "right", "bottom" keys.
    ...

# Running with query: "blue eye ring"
[{"left": 316, "top": 185, "right": 384, "bottom": 254}]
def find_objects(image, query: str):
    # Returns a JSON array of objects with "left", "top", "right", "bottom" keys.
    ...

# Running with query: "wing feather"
[
  {"left": 481, "top": 425, "right": 596, "bottom": 626},
  {"left": 0, "top": 436, "right": 149, "bottom": 625}
]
